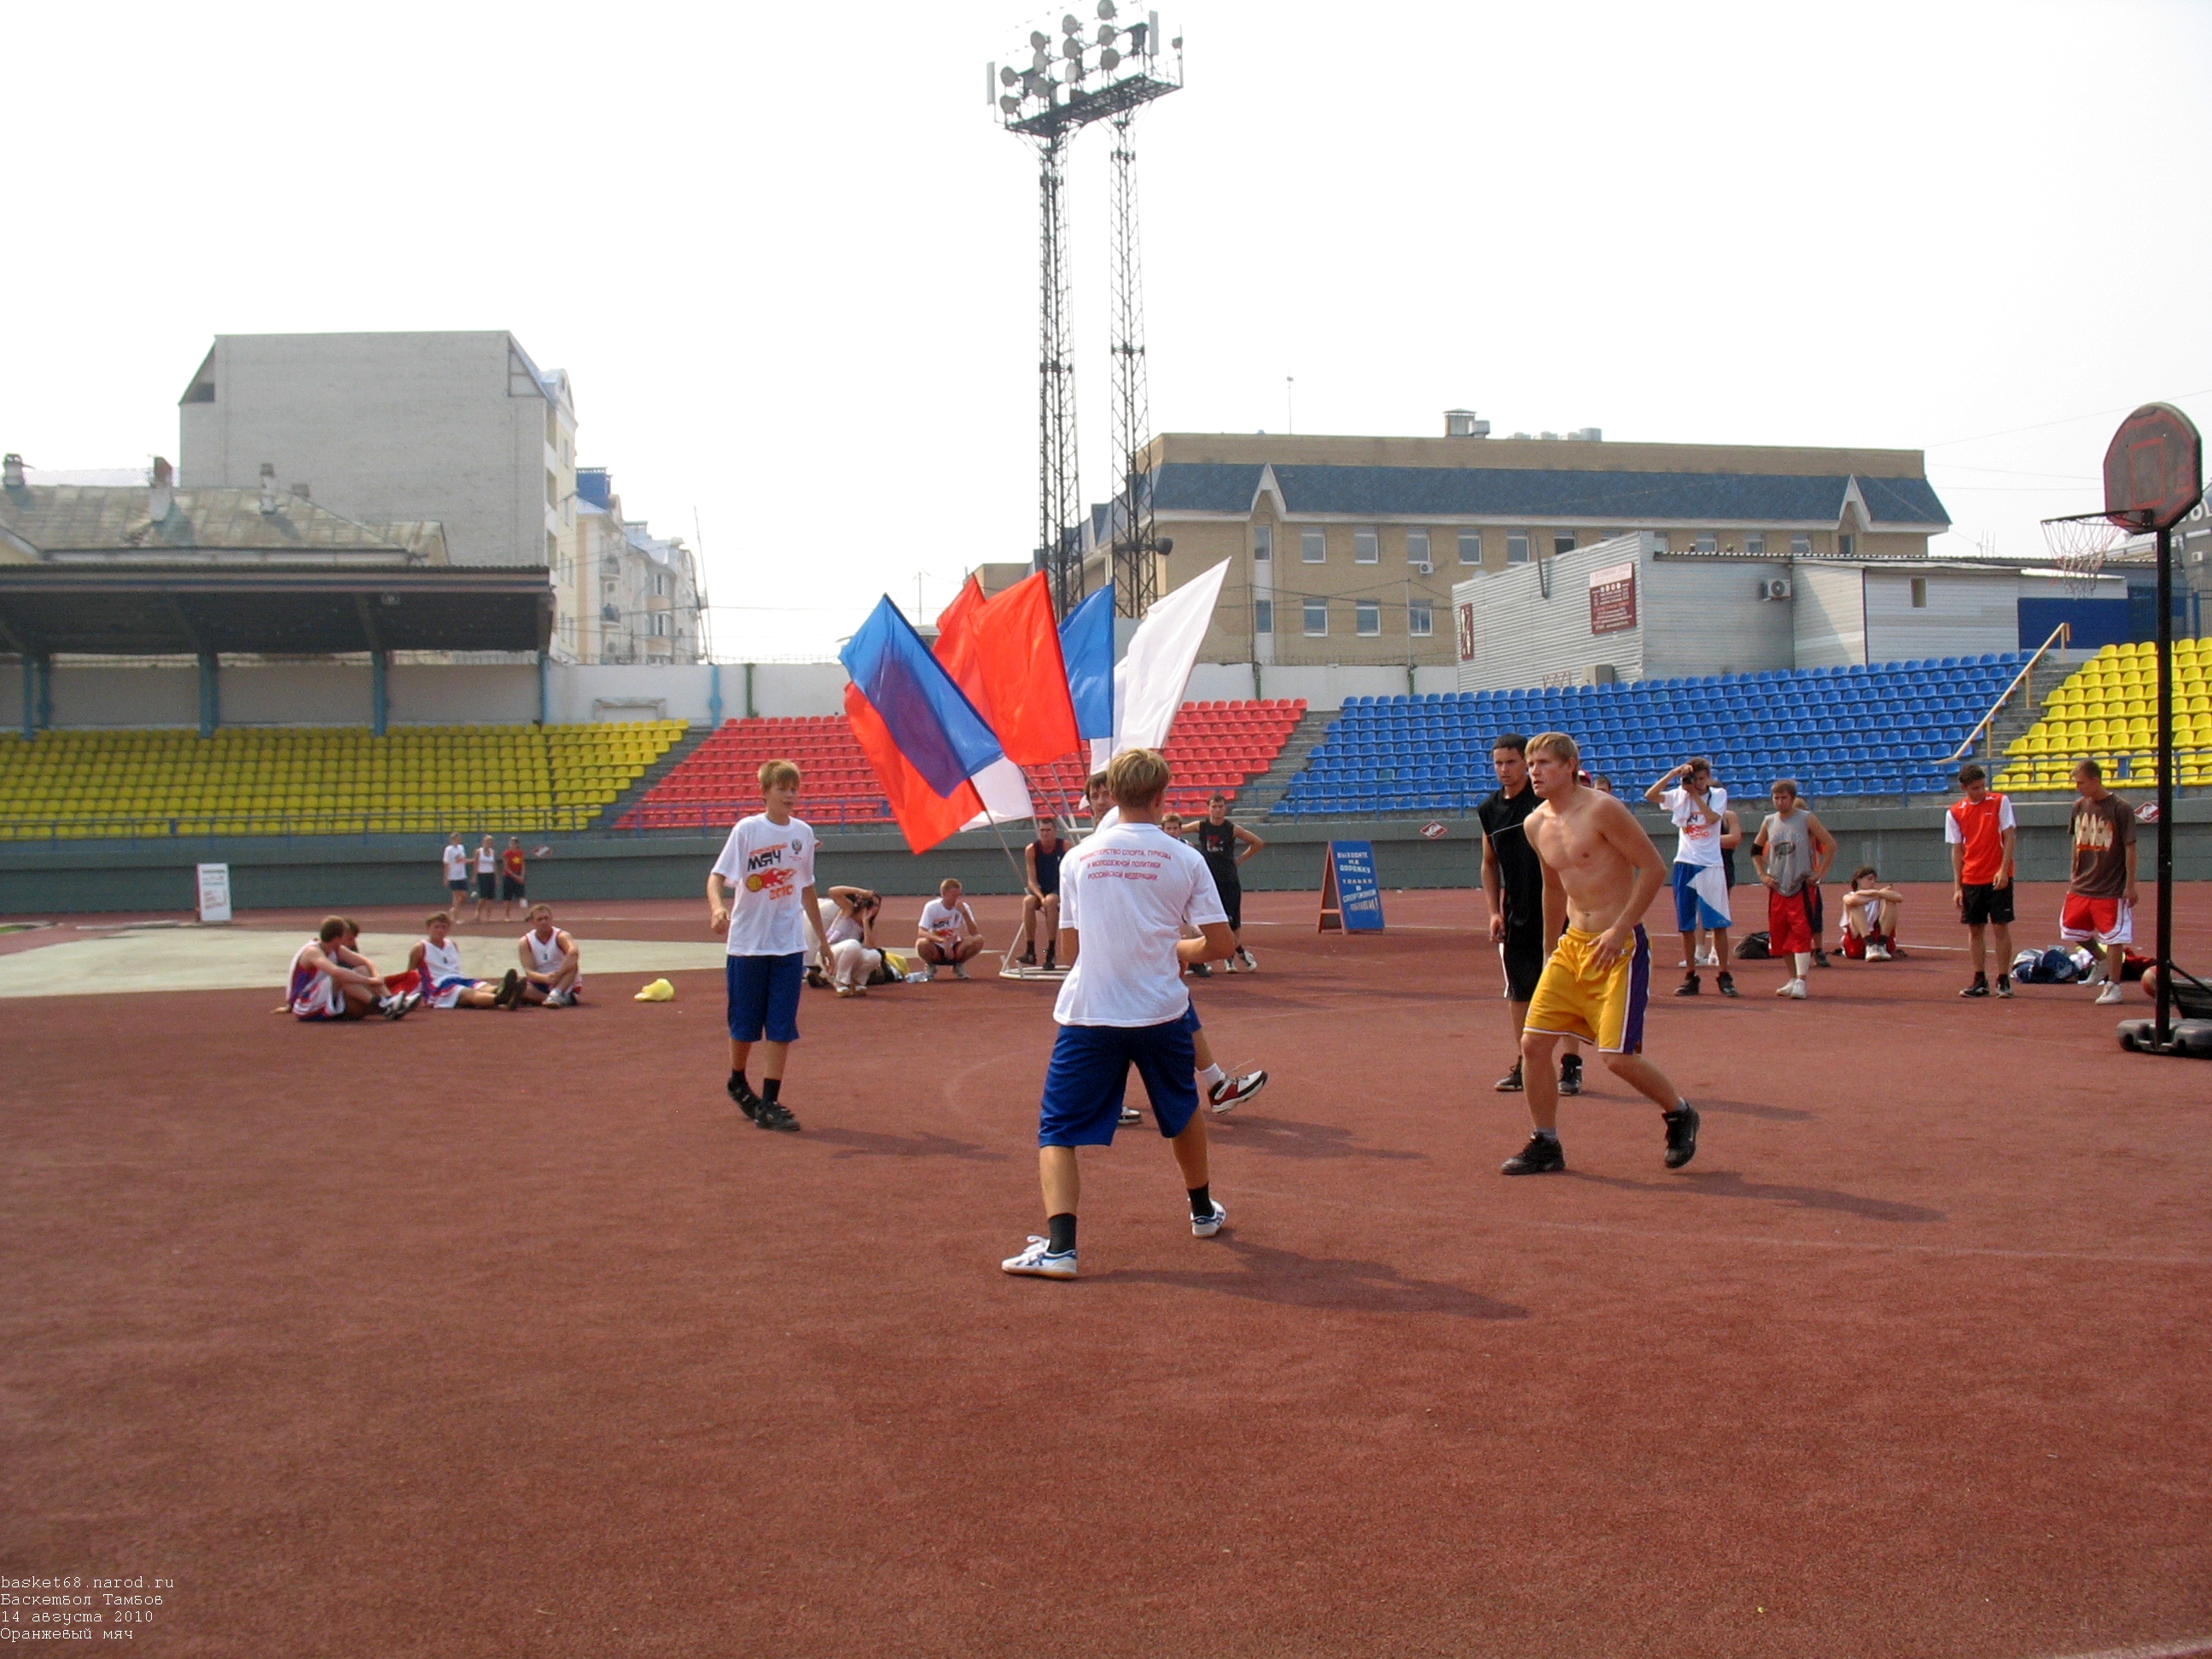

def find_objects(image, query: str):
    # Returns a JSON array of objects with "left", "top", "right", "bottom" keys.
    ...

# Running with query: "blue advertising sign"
[{"left": 1318, "top": 840, "right": 1386, "bottom": 933}]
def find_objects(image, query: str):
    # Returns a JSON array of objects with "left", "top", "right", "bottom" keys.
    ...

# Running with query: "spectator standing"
[
  {"left": 1646, "top": 759, "right": 1738, "bottom": 997},
  {"left": 1195, "top": 793, "right": 1264, "bottom": 973},
  {"left": 440, "top": 833, "right": 470, "bottom": 922},
  {"left": 500, "top": 838, "right": 527, "bottom": 920},
  {"left": 1751, "top": 780, "right": 1836, "bottom": 1000},
  {"left": 474, "top": 835, "right": 498, "bottom": 923},
  {"left": 2060, "top": 760, "right": 2138, "bottom": 1006},
  {"left": 1480, "top": 733, "right": 1582, "bottom": 1097},
  {"left": 1946, "top": 762, "right": 2017, "bottom": 999}
]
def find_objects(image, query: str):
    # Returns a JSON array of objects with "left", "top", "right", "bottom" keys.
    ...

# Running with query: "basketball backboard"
[{"left": 2103, "top": 402, "right": 2203, "bottom": 532}]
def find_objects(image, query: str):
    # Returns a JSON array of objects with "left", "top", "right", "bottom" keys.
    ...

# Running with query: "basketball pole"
[{"left": 2155, "top": 521, "right": 2174, "bottom": 1051}]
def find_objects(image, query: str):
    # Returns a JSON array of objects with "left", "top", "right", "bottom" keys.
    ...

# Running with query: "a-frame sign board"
[{"left": 1317, "top": 840, "right": 1386, "bottom": 933}]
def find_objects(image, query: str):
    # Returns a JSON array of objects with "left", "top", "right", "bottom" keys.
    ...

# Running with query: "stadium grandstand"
[
  {"left": 1997, "top": 637, "right": 2212, "bottom": 794},
  {"left": 1278, "top": 655, "right": 2033, "bottom": 817},
  {"left": 619, "top": 700, "right": 1307, "bottom": 832}
]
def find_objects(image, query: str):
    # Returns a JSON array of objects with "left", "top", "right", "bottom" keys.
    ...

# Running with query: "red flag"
[
  {"left": 934, "top": 571, "right": 1081, "bottom": 767},
  {"left": 844, "top": 682, "right": 981, "bottom": 854}
]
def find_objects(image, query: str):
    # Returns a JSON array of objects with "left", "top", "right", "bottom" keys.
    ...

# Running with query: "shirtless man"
[{"left": 1503, "top": 731, "right": 1699, "bottom": 1176}]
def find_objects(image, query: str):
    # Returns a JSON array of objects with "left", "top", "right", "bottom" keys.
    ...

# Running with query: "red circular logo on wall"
[{"left": 1420, "top": 821, "right": 1448, "bottom": 840}]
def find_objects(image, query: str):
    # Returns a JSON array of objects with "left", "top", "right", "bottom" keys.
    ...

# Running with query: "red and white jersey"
[
  {"left": 419, "top": 935, "right": 477, "bottom": 1008},
  {"left": 288, "top": 940, "right": 343, "bottom": 1019}
]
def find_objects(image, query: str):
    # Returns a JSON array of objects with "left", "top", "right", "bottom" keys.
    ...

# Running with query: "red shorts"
[
  {"left": 1839, "top": 928, "right": 1867, "bottom": 959},
  {"left": 2059, "top": 894, "right": 2133, "bottom": 947},
  {"left": 1767, "top": 888, "right": 1814, "bottom": 954}
]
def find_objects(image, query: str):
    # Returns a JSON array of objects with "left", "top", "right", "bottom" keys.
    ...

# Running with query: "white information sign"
[{"left": 196, "top": 863, "right": 233, "bottom": 924}]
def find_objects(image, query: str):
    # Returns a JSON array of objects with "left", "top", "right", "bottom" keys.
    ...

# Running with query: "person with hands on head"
[
  {"left": 1946, "top": 762, "right": 2017, "bottom": 999},
  {"left": 1505, "top": 733, "right": 1698, "bottom": 1178},
  {"left": 820, "top": 885, "right": 885, "bottom": 997},
  {"left": 708, "top": 760, "right": 833, "bottom": 1132},
  {"left": 1646, "top": 758, "right": 1737, "bottom": 998}
]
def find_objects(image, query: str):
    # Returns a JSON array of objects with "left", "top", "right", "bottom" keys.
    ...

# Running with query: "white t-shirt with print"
[
  {"left": 442, "top": 843, "right": 469, "bottom": 881},
  {"left": 712, "top": 813, "right": 818, "bottom": 958},
  {"left": 1054, "top": 821, "right": 1227, "bottom": 1028},
  {"left": 1662, "top": 785, "right": 1729, "bottom": 869},
  {"left": 918, "top": 899, "right": 973, "bottom": 947}
]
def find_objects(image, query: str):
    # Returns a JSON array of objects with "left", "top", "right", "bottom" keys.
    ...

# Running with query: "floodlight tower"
[{"left": 991, "top": 7, "right": 1182, "bottom": 618}]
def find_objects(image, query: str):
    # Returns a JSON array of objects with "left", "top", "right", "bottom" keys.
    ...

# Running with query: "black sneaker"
[
  {"left": 1189, "top": 961, "right": 1212, "bottom": 977},
  {"left": 494, "top": 968, "right": 523, "bottom": 1010},
  {"left": 1994, "top": 975, "right": 2013, "bottom": 999},
  {"left": 1960, "top": 978, "right": 1989, "bottom": 999},
  {"left": 1042, "top": 951, "right": 1057, "bottom": 972},
  {"left": 754, "top": 1101, "right": 800, "bottom": 1133},
  {"left": 1501, "top": 1133, "right": 1566, "bottom": 1175},
  {"left": 727, "top": 1074, "right": 761, "bottom": 1121},
  {"left": 1493, "top": 1061, "right": 1525, "bottom": 1092},
  {"left": 1018, "top": 948, "right": 1037, "bottom": 967},
  {"left": 1716, "top": 972, "right": 1739, "bottom": 998},
  {"left": 1674, "top": 973, "right": 1701, "bottom": 997},
  {"left": 1558, "top": 1055, "right": 1583, "bottom": 1097},
  {"left": 1662, "top": 1103, "right": 1700, "bottom": 1169},
  {"left": 1811, "top": 948, "right": 1832, "bottom": 969}
]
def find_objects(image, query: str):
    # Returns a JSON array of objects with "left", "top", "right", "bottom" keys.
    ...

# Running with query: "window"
[
  {"left": 1790, "top": 534, "right": 1813, "bottom": 557},
  {"left": 1353, "top": 527, "right": 1380, "bottom": 564},
  {"left": 651, "top": 572, "right": 669, "bottom": 597},
  {"left": 1747, "top": 533, "right": 1767, "bottom": 557},
  {"left": 1911, "top": 577, "right": 1928, "bottom": 608},
  {"left": 648, "top": 612, "right": 671, "bottom": 637},
  {"left": 1554, "top": 532, "right": 1576, "bottom": 557},
  {"left": 1303, "top": 598, "right": 1328, "bottom": 636},
  {"left": 1254, "top": 598, "right": 1273, "bottom": 634},
  {"left": 1252, "top": 524, "right": 1272, "bottom": 562},
  {"left": 1693, "top": 535, "right": 1717, "bottom": 554},
  {"left": 1355, "top": 602, "right": 1382, "bottom": 636},
  {"left": 1838, "top": 533, "right": 1856, "bottom": 559},
  {"left": 1408, "top": 601, "right": 1433, "bottom": 637},
  {"left": 1506, "top": 531, "right": 1531, "bottom": 565},
  {"left": 545, "top": 470, "right": 558, "bottom": 509},
  {"left": 1301, "top": 528, "right": 1326, "bottom": 563},
  {"left": 1458, "top": 530, "right": 1482, "bottom": 565},
  {"left": 1653, "top": 533, "right": 1670, "bottom": 553},
  {"left": 1406, "top": 527, "right": 1431, "bottom": 569}
]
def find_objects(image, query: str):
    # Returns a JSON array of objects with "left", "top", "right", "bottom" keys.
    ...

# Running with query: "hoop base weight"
[{"left": 2116, "top": 1017, "right": 2212, "bottom": 1057}]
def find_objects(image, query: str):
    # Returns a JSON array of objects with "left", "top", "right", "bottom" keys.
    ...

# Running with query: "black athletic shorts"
[
  {"left": 476, "top": 872, "right": 497, "bottom": 900},
  {"left": 500, "top": 876, "right": 526, "bottom": 900},
  {"left": 1959, "top": 882, "right": 2014, "bottom": 927},
  {"left": 1500, "top": 925, "right": 1545, "bottom": 1003},
  {"left": 1213, "top": 876, "right": 1243, "bottom": 933}
]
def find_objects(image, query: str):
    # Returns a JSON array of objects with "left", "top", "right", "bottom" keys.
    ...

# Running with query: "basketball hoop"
[{"left": 2040, "top": 509, "right": 2135, "bottom": 598}]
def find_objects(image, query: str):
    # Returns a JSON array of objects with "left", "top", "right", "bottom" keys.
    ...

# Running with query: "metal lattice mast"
[
  {"left": 1037, "top": 128, "right": 1084, "bottom": 616},
  {"left": 1108, "top": 108, "right": 1155, "bottom": 618}
]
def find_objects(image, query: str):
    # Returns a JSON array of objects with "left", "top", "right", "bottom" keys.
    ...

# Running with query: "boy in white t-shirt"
[
  {"left": 915, "top": 878, "right": 985, "bottom": 980},
  {"left": 707, "top": 760, "right": 832, "bottom": 1133},
  {"left": 1002, "top": 749, "right": 1239, "bottom": 1281},
  {"left": 1644, "top": 758, "right": 1738, "bottom": 998},
  {"left": 440, "top": 833, "right": 470, "bottom": 922}
]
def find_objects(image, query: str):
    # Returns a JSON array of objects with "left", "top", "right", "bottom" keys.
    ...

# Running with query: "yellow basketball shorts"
[{"left": 1522, "top": 925, "right": 1651, "bottom": 1054}]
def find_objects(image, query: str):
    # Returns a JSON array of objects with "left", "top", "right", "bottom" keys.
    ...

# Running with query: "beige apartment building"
[{"left": 1073, "top": 421, "right": 1952, "bottom": 667}]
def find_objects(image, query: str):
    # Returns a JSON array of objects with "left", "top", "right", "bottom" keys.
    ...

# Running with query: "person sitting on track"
[
  {"left": 288, "top": 917, "right": 419, "bottom": 1022},
  {"left": 406, "top": 913, "right": 512, "bottom": 1010},
  {"left": 1017, "top": 817, "right": 1067, "bottom": 971},
  {"left": 820, "top": 886, "right": 885, "bottom": 997},
  {"left": 917, "top": 878, "right": 986, "bottom": 981},
  {"left": 1002, "top": 748, "right": 1237, "bottom": 1281},
  {"left": 1839, "top": 866, "right": 1904, "bottom": 960},
  {"left": 514, "top": 903, "right": 583, "bottom": 1007}
]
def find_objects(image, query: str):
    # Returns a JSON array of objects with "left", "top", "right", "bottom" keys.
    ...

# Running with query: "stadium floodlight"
[{"left": 1097, "top": 0, "right": 1115, "bottom": 16}]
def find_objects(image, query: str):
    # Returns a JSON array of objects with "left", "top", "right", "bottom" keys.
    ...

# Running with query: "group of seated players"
[{"left": 284, "top": 905, "right": 583, "bottom": 1021}]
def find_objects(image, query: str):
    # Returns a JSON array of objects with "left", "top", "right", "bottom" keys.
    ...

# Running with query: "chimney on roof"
[
  {"left": 1569, "top": 427, "right": 1604, "bottom": 442},
  {"left": 1444, "top": 409, "right": 1490, "bottom": 439},
  {"left": 149, "top": 457, "right": 174, "bottom": 521},
  {"left": 258, "top": 462, "right": 280, "bottom": 515},
  {"left": 3, "top": 453, "right": 23, "bottom": 490}
]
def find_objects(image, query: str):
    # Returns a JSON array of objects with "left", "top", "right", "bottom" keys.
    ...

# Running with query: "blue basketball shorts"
[
  {"left": 726, "top": 952, "right": 804, "bottom": 1044},
  {"left": 1037, "top": 1003, "right": 1202, "bottom": 1147}
]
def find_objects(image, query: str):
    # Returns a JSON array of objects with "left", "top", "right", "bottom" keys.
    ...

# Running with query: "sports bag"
[{"left": 1733, "top": 932, "right": 1771, "bottom": 961}]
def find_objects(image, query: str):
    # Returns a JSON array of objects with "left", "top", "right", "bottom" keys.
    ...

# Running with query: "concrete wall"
[
  {"left": 1864, "top": 567, "right": 2020, "bottom": 664},
  {"left": 5, "top": 802, "right": 2206, "bottom": 917},
  {"left": 1793, "top": 563, "right": 1866, "bottom": 667}
]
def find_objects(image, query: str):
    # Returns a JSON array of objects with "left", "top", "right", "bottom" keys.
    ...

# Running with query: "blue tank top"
[{"left": 1033, "top": 838, "right": 1064, "bottom": 894}]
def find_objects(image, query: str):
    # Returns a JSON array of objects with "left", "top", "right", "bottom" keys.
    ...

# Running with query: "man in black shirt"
[
  {"left": 1196, "top": 793, "right": 1265, "bottom": 972},
  {"left": 1478, "top": 733, "right": 1582, "bottom": 1096}
]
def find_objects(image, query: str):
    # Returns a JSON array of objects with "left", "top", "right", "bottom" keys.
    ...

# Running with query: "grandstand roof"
[
  {"left": 0, "top": 482, "right": 444, "bottom": 563},
  {"left": 1149, "top": 463, "right": 1949, "bottom": 530},
  {"left": 0, "top": 565, "right": 551, "bottom": 657}
]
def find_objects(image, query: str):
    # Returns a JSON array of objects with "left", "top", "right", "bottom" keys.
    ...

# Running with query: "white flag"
[{"left": 1113, "top": 560, "right": 1231, "bottom": 756}]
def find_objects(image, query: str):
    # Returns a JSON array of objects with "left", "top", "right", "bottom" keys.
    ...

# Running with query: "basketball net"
[{"left": 2040, "top": 511, "right": 2132, "bottom": 599}]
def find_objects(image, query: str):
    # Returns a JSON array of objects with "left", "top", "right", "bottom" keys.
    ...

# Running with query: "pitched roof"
[
  {"left": 1150, "top": 462, "right": 1948, "bottom": 529},
  {"left": 0, "top": 484, "right": 430, "bottom": 561}
]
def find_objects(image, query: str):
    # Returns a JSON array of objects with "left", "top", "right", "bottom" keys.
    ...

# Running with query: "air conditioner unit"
[
  {"left": 1760, "top": 577, "right": 1793, "bottom": 601},
  {"left": 1412, "top": 561, "right": 1433, "bottom": 574}
]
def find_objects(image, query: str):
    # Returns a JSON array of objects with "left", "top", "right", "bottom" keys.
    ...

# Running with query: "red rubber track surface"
[{"left": 3, "top": 882, "right": 2208, "bottom": 1657}]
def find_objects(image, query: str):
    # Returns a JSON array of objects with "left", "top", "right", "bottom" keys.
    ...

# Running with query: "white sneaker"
[
  {"left": 834, "top": 985, "right": 855, "bottom": 998},
  {"left": 1208, "top": 1069, "right": 1269, "bottom": 1114},
  {"left": 1866, "top": 943, "right": 1892, "bottom": 962},
  {"left": 1784, "top": 978, "right": 1807, "bottom": 999},
  {"left": 1237, "top": 947, "right": 1259, "bottom": 973},
  {"left": 1001, "top": 1237, "right": 1076, "bottom": 1278},
  {"left": 1190, "top": 1200, "right": 1228, "bottom": 1239},
  {"left": 952, "top": 963, "right": 969, "bottom": 981},
  {"left": 1773, "top": 978, "right": 1794, "bottom": 997},
  {"left": 1118, "top": 1104, "right": 1142, "bottom": 1126},
  {"left": 1696, "top": 948, "right": 1720, "bottom": 968},
  {"left": 544, "top": 988, "right": 570, "bottom": 1007},
  {"left": 2095, "top": 982, "right": 2125, "bottom": 1004}
]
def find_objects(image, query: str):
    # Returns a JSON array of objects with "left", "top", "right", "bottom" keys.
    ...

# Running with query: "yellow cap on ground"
[{"left": 633, "top": 978, "right": 676, "bottom": 1002}]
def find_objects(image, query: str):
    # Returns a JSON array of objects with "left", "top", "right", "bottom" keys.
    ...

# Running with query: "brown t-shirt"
[{"left": 2068, "top": 793, "right": 2135, "bottom": 897}]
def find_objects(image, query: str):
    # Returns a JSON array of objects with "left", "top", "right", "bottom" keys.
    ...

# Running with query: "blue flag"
[
  {"left": 1058, "top": 586, "right": 1114, "bottom": 742},
  {"left": 839, "top": 597, "right": 1004, "bottom": 798}
]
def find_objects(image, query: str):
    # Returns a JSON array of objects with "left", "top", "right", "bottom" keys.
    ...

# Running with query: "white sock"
[
  {"left": 1197, "top": 1063, "right": 1225, "bottom": 1090},
  {"left": 1794, "top": 953, "right": 1812, "bottom": 978}
]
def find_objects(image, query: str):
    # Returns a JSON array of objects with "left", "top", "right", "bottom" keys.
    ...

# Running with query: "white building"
[{"left": 178, "top": 331, "right": 582, "bottom": 652}]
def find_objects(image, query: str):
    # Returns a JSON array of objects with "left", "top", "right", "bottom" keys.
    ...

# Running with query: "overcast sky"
[{"left": 8, "top": 0, "right": 2208, "bottom": 659}]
